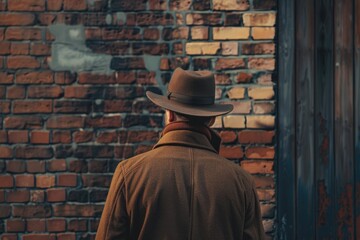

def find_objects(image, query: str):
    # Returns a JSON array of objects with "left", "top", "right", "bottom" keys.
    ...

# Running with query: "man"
[{"left": 96, "top": 68, "right": 265, "bottom": 240}]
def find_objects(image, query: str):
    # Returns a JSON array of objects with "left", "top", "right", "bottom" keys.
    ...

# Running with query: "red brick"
[
  {"left": 0, "top": 86, "right": 5, "bottom": 98},
  {"left": 52, "top": 131, "right": 71, "bottom": 144},
  {"left": 27, "top": 219, "right": 46, "bottom": 232},
  {"left": 57, "top": 233, "right": 76, "bottom": 240},
  {"left": 7, "top": 86, "right": 26, "bottom": 99},
  {"left": 28, "top": 86, "right": 63, "bottom": 98},
  {"left": 1, "top": 234, "right": 17, "bottom": 240},
  {"left": 6, "top": 190, "right": 30, "bottom": 203},
  {"left": 36, "top": 175, "right": 55, "bottom": 188},
  {"left": 0, "top": 205, "right": 11, "bottom": 218},
  {"left": 238, "top": 130, "right": 275, "bottom": 144},
  {"left": 64, "top": 0, "right": 87, "bottom": 10},
  {"left": 0, "top": 72, "right": 14, "bottom": 84},
  {"left": 5, "top": 27, "right": 42, "bottom": 40},
  {"left": 4, "top": 116, "right": 43, "bottom": 129},
  {"left": 0, "top": 175, "right": 14, "bottom": 188},
  {"left": 47, "top": 188, "right": 66, "bottom": 202},
  {"left": 47, "top": 0, "right": 63, "bottom": 10},
  {"left": 8, "top": 130, "right": 28, "bottom": 143},
  {"left": 78, "top": 72, "right": 136, "bottom": 84},
  {"left": 30, "top": 190, "right": 45, "bottom": 202},
  {"left": 53, "top": 204, "right": 104, "bottom": 217},
  {"left": 54, "top": 100, "right": 91, "bottom": 113},
  {"left": 64, "top": 86, "right": 103, "bottom": 99},
  {"left": 143, "top": 28, "right": 160, "bottom": 40},
  {"left": 6, "top": 219, "right": 25, "bottom": 232},
  {"left": 241, "top": 160, "right": 274, "bottom": 174},
  {"left": 13, "top": 205, "right": 51, "bottom": 218},
  {"left": 81, "top": 174, "right": 110, "bottom": 187},
  {"left": 13, "top": 100, "right": 52, "bottom": 114},
  {"left": 104, "top": 100, "right": 132, "bottom": 113},
  {"left": 47, "top": 159, "right": 67, "bottom": 172},
  {"left": 248, "top": 58, "right": 275, "bottom": 70},
  {"left": 185, "top": 13, "right": 222, "bottom": 25},
  {"left": 219, "top": 146, "right": 244, "bottom": 159},
  {"left": 31, "top": 131, "right": 50, "bottom": 144},
  {"left": 22, "top": 234, "right": 55, "bottom": 240},
  {"left": 47, "top": 219, "right": 66, "bottom": 232},
  {"left": 245, "top": 147, "right": 275, "bottom": 159},
  {"left": 27, "top": 160, "right": 46, "bottom": 173},
  {"left": 57, "top": 174, "right": 77, "bottom": 187},
  {"left": 0, "top": 42, "right": 10, "bottom": 54},
  {"left": 215, "top": 58, "right": 245, "bottom": 70},
  {"left": 55, "top": 72, "right": 76, "bottom": 85},
  {"left": 15, "top": 146, "right": 53, "bottom": 159},
  {"left": 16, "top": 71, "right": 53, "bottom": 84},
  {"left": 6, "top": 160, "right": 26, "bottom": 173},
  {"left": 68, "top": 219, "right": 87, "bottom": 232},
  {"left": 47, "top": 116, "right": 85, "bottom": 129},
  {"left": 0, "top": 13, "right": 35, "bottom": 26},
  {"left": 7, "top": 56, "right": 40, "bottom": 69},
  {"left": 97, "top": 131, "right": 118, "bottom": 143},
  {"left": 10, "top": 43, "right": 29, "bottom": 55},
  {"left": 30, "top": 43, "right": 51, "bottom": 55},
  {"left": 8, "top": 0, "right": 45, "bottom": 11},
  {"left": 0, "top": 101, "right": 11, "bottom": 113},
  {"left": 15, "top": 175, "right": 34, "bottom": 187},
  {"left": 85, "top": 116, "right": 122, "bottom": 128},
  {"left": 0, "top": 146, "right": 13, "bottom": 159},
  {"left": 0, "top": 130, "right": 7, "bottom": 143},
  {"left": 73, "top": 131, "right": 93, "bottom": 143},
  {"left": 0, "top": 190, "right": 4, "bottom": 202}
]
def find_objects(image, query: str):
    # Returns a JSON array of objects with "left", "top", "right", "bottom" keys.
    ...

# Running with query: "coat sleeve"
[
  {"left": 243, "top": 184, "right": 266, "bottom": 240},
  {"left": 96, "top": 164, "right": 129, "bottom": 240}
]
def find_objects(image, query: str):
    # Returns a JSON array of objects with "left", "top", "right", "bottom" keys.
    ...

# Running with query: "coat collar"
[{"left": 153, "top": 121, "right": 221, "bottom": 153}]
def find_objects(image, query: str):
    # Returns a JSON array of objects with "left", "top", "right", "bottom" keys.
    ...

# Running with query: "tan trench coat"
[{"left": 96, "top": 125, "right": 265, "bottom": 240}]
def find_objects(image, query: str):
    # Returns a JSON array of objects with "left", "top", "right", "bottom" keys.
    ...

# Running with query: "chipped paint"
[
  {"left": 337, "top": 184, "right": 354, "bottom": 239},
  {"left": 143, "top": 55, "right": 166, "bottom": 94},
  {"left": 49, "top": 24, "right": 113, "bottom": 74},
  {"left": 318, "top": 180, "right": 330, "bottom": 226}
]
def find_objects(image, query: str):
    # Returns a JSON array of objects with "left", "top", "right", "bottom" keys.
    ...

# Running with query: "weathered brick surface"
[{"left": 0, "top": 0, "right": 276, "bottom": 238}]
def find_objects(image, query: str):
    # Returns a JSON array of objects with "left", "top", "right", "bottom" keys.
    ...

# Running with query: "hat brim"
[{"left": 146, "top": 91, "right": 233, "bottom": 117}]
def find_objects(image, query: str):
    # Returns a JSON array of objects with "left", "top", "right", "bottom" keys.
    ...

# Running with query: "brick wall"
[{"left": 0, "top": 0, "right": 276, "bottom": 239}]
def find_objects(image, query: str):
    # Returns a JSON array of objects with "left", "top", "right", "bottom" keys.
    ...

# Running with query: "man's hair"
[{"left": 174, "top": 111, "right": 213, "bottom": 126}]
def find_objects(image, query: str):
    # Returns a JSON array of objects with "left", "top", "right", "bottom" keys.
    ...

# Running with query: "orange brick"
[
  {"left": 222, "top": 42, "right": 238, "bottom": 55},
  {"left": 227, "top": 87, "right": 245, "bottom": 99},
  {"left": 252, "top": 27, "right": 275, "bottom": 40},
  {"left": 243, "top": 13, "right": 276, "bottom": 26},
  {"left": 246, "top": 147, "right": 275, "bottom": 159},
  {"left": 191, "top": 26, "right": 208, "bottom": 40},
  {"left": 238, "top": 130, "right": 275, "bottom": 144},
  {"left": 241, "top": 160, "right": 273, "bottom": 174},
  {"left": 213, "top": 27, "right": 249, "bottom": 40},
  {"left": 213, "top": 0, "right": 249, "bottom": 10},
  {"left": 220, "top": 146, "right": 244, "bottom": 159},
  {"left": 246, "top": 115, "right": 275, "bottom": 129},
  {"left": 248, "top": 58, "right": 275, "bottom": 70},
  {"left": 248, "top": 87, "right": 274, "bottom": 99},
  {"left": 186, "top": 42, "right": 220, "bottom": 55},
  {"left": 223, "top": 115, "right": 245, "bottom": 128}
]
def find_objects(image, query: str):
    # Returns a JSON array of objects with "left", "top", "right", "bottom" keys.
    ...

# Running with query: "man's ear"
[{"left": 168, "top": 110, "right": 176, "bottom": 122}]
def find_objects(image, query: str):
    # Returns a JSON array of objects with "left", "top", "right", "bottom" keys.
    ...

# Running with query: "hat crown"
[{"left": 168, "top": 68, "right": 215, "bottom": 100}]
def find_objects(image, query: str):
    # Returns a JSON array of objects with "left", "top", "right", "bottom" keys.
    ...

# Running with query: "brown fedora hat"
[{"left": 146, "top": 68, "right": 233, "bottom": 117}]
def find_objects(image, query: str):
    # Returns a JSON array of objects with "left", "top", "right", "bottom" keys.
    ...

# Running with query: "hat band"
[{"left": 167, "top": 92, "right": 214, "bottom": 105}]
